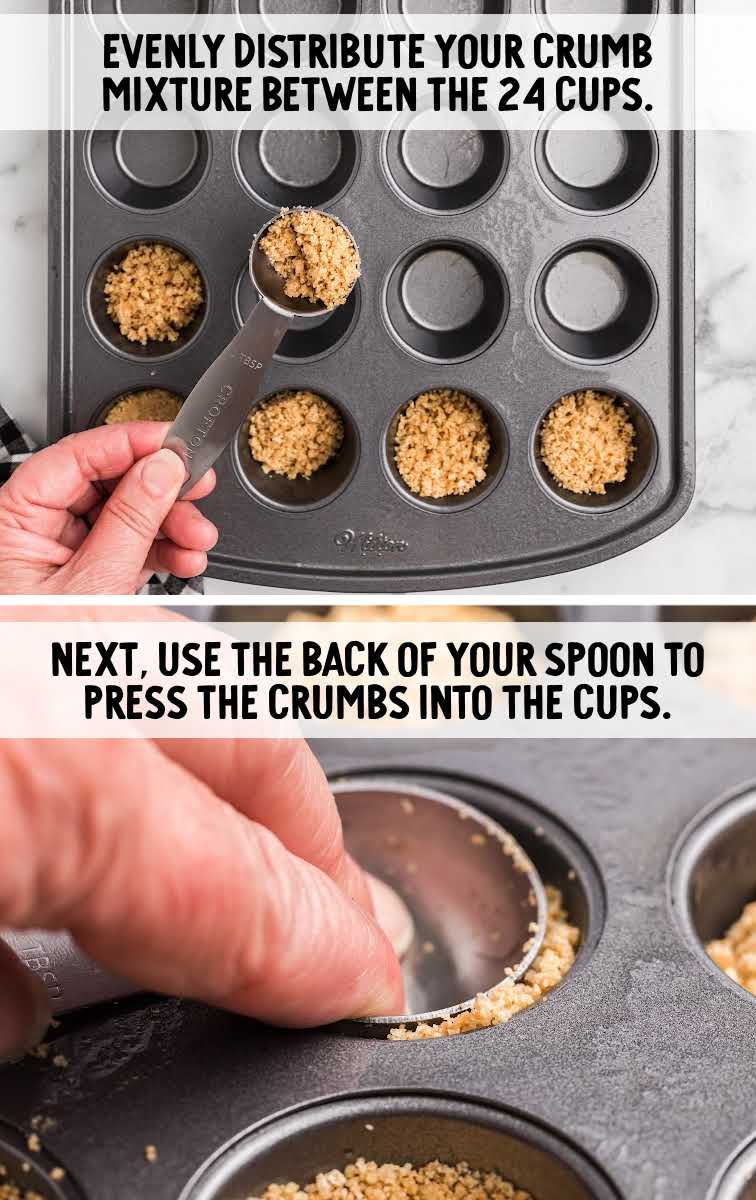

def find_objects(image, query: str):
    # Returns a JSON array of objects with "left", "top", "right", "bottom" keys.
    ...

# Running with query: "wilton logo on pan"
[
  {"left": 334, "top": 530, "right": 409, "bottom": 556},
  {"left": 185, "top": 383, "right": 233, "bottom": 460}
]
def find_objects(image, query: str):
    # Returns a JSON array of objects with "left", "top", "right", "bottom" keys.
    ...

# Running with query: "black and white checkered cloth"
[{"left": 0, "top": 404, "right": 204, "bottom": 596}]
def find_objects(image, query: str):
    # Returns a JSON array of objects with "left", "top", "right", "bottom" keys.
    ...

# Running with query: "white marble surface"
[{"left": 1, "top": 129, "right": 755, "bottom": 597}]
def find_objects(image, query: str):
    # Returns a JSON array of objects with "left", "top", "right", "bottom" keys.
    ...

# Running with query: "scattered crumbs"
[
  {"left": 105, "top": 388, "right": 183, "bottom": 425},
  {"left": 364, "top": 1125, "right": 375, "bottom": 1132},
  {"left": 260, "top": 208, "right": 360, "bottom": 310},
  {"left": 249, "top": 389, "right": 343, "bottom": 480},
  {"left": 707, "top": 900, "right": 756, "bottom": 995},
  {"left": 248, "top": 1159, "right": 532, "bottom": 1200},
  {"left": 389, "top": 886, "right": 578, "bottom": 1040},
  {"left": 567, "top": 869, "right": 576, "bottom": 881},
  {"left": 470, "top": 833, "right": 486, "bottom": 847},
  {"left": 29, "top": 1118, "right": 55, "bottom": 1135},
  {"left": 25, "top": 1137, "right": 40, "bottom": 1155},
  {"left": 394, "top": 389, "right": 490, "bottom": 500},
  {"left": 105, "top": 242, "right": 204, "bottom": 345},
  {"left": 49, "top": 1168, "right": 65, "bottom": 1182},
  {"left": 539, "top": 389, "right": 635, "bottom": 496},
  {"left": 52, "top": 1055, "right": 68, "bottom": 1070},
  {"left": 145, "top": 1145, "right": 158, "bottom": 1164},
  {"left": 399, "top": 798, "right": 415, "bottom": 815},
  {"left": 28, "top": 1044, "right": 49, "bottom": 1060},
  {"left": 20, "top": 1164, "right": 30, "bottom": 1174},
  {"left": 534, "top": 826, "right": 545, "bottom": 837},
  {"left": 422, "top": 941, "right": 436, "bottom": 955}
]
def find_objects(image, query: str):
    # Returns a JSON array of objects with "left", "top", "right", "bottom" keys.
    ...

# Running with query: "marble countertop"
[{"left": 2, "top": 129, "right": 754, "bottom": 597}]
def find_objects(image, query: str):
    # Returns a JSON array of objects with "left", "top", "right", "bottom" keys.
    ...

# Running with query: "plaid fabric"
[{"left": 0, "top": 404, "right": 204, "bottom": 596}]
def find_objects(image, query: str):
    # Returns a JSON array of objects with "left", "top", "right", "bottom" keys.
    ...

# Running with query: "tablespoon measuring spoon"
[{"left": 163, "top": 209, "right": 359, "bottom": 498}]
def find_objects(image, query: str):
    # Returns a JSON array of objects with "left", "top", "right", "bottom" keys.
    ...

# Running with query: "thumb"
[
  {"left": 0, "top": 939, "right": 51, "bottom": 1061},
  {"left": 65, "top": 449, "right": 186, "bottom": 594}
]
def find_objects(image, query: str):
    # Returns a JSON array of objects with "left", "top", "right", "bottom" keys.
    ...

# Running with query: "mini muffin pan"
[
  {"left": 5, "top": 737, "right": 756, "bottom": 1199},
  {"left": 49, "top": 0, "right": 694, "bottom": 589}
]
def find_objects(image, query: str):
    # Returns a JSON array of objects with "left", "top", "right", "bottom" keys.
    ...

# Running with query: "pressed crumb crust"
[
  {"left": 249, "top": 390, "right": 344, "bottom": 480},
  {"left": 707, "top": 901, "right": 756, "bottom": 994},
  {"left": 389, "top": 886, "right": 578, "bottom": 1040},
  {"left": 250, "top": 1160, "right": 532, "bottom": 1200},
  {"left": 260, "top": 209, "right": 360, "bottom": 310},
  {"left": 539, "top": 389, "right": 635, "bottom": 496},
  {"left": 394, "top": 390, "right": 491, "bottom": 500},
  {"left": 105, "top": 243, "right": 204, "bottom": 345},
  {"left": 104, "top": 389, "right": 183, "bottom": 424}
]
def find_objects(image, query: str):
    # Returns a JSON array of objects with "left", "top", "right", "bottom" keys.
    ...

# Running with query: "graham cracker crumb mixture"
[
  {"left": 389, "top": 886, "right": 578, "bottom": 1040},
  {"left": 105, "top": 243, "right": 204, "bottom": 345},
  {"left": 249, "top": 390, "right": 343, "bottom": 480},
  {"left": 394, "top": 390, "right": 490, "bottom": 500},
  {"left": 249, "top": 1159, "right": 532, "bottom": 1200},
  {"left": 539, "top": 389, "right": 635, "bottom": 496},
  {"left": 288, "top": 605, "right": 511, "bottom": 623},
  {"left": 260, "top": 208, "right": 360, "bottom": 310},
  {"left": 24, "top": 1138, "right": 39, "bottom": 1156},
  {"left": 0, "top": 1187, "right": 44, "bottom": 1200},
  {"left": 144, "top": 1145, "right": 158, "bottom": 1164},
  {"left": 707, "top": 901, "right": 756, "bottom": 994},
  {"left": 105, "top": 389, "right": 183, "bottom": 425}
]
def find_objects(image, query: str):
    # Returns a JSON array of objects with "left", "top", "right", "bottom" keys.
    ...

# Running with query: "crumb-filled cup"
[
  {"left": 233, "top": 389, "right": 360, "bottom": 512},
  {"left": 531, "top": 388, "right": 657, "bottom": 514}
]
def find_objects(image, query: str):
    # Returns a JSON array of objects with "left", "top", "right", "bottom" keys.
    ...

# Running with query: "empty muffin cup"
[
  {"left": 536, "top": 0, "right": 657, "bottom": 27},
  {"left": 179, "top": 1094, "right": 619, "bottom": 1200},
  {"left": 533, "top": 239, "right": 658, "bottom": 364},
  {"left": 384, "top": 389, "right": 507, "bottom": 514},
  {"left": 233, "top": 391, "right": 359, "bottom": 512},
  {"left": 86, "top": 237, "right": 208, "bottom": 362},
  {"left": 672, "top": 786, "right": 756, "bottom": 1002},
  {"left": 532, "top": 389, "right": 657, "bottom": 513},
  {"left": 87, "top": 0, "right": 212, "bottom": 29},
  {"left": 534, "top": 113, "right": 658, "bottom": 214},
  {"left": 382, "top": 120, "right": 509, "bottom": 215},
  {"left": 86, "top": 125, "right": 211, "bottom": 213},
  {"left": 234, "top": 128, "right": 360, "bottom": 211},
  {"left": 383, "top": 240, "right": 508, "bottom": 364},
  {"left": 237, "top": 0, "right": 359, "bottom": 16},
  {"left": 235, "top": 266, "right": 360, "bottom": 362}
]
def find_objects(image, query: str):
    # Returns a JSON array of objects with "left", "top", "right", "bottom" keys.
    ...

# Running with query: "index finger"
[
  {"left": 156, "top": 739, "right": 374, "bottom": 913},
  {"left": 5, "top": 424, "right": 213, "bottom": 512}
]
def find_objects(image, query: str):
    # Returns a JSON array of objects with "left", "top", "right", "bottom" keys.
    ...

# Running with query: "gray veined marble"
[{"left": 0, "top": 130, "right": 754, "bottom": 597}]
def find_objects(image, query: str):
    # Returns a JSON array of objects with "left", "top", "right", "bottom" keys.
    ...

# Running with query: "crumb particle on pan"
[
  {"left": 105, "top": 242, "right": 204, "bottom": 345},
  {"left": 394, "top": 389, "right": 491, "bottom": 500},
  {"left": 249, "top": 390, "right": 344, "bottom": 480},
  {"left": 52, "top": 1054, "right": 68, "bottom": 1070},
  {"left": 539, "top": 389, "right": 636, "bottom": 496},
  {"left": 389, "top": 886, "right": 578, "bottom": 1039},
  {"left": 249, "top": 1159, "right": 532, "bottom": 1200},
  {"left": 707, "top": 900, "right": 756, "bottom": 994},
  {"left": 49, "top": 1168, "right": 65, "bottom": 1182},
  {"left": 24, "top": 1138, "right": 39, "bottom": 1156},
  {"left": 260, "top": 208, "right": 360, "bottom": 310},
  {"left": 104, "top": 389, "right": 183, "bottom": 424},
  {"left": 144, "top": 1145, "right": 158, "bottom": 1164}
]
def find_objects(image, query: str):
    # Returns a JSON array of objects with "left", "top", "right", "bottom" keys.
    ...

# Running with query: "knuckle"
[{"left": 105, "top": 493, "right": 156, "bottom": 541}]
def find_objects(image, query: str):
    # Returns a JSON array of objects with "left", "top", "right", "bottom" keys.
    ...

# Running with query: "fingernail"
[
  {"left": 367, "top": 874, "right": 414, "bottom": 959},
  {"left": 141, "top": 449, "right": 185, "bottom": 499}
]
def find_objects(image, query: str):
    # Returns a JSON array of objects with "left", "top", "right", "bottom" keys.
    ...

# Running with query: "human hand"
[
  {"left": 0, "top": 423, "right": 218, "bottom": 594},
  {"left": 0, "top": 736, "right": 406, "bottom": 1059}
]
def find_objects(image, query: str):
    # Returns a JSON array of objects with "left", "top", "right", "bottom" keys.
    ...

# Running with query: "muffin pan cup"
[
  {"left": 49, "top": 0, "right": 693, "bottom": 588},
  {"left": 6, "top": 736, "right": 756, "bottom": 1199}
]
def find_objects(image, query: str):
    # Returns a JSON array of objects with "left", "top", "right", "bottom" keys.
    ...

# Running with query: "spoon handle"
[{"left": 164, "top": 300, "right": 291, "bottom": 498}]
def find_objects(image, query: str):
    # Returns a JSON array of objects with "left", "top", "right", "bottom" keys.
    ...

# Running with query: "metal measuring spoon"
[{"left": 163, "top": 209, "right": 359, "bottom": 498}]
